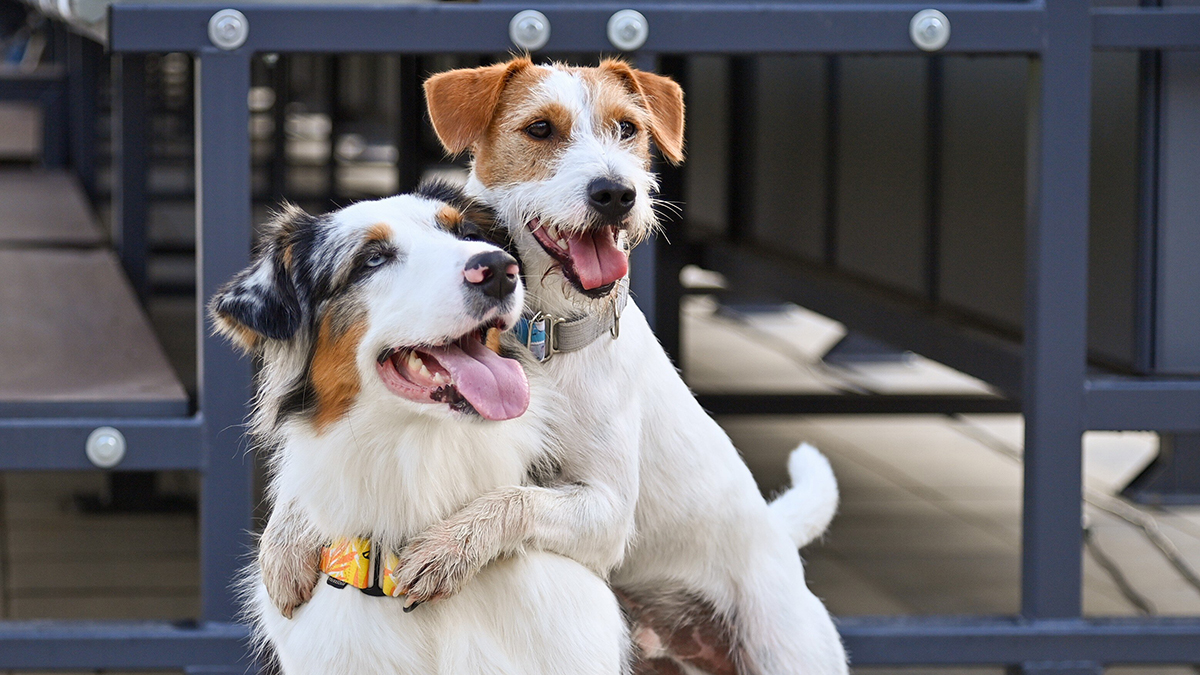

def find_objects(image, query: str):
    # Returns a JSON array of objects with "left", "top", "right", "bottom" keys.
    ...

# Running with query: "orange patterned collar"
[{"left": 319, "top": 537, "right": 401, "bottom": 598}]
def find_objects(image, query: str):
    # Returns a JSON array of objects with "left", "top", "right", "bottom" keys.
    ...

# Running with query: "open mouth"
[
  {"left": 375, "top": 321, "right": 529, "bottom": 421},
  {"left": 528, "top": 218, "right": 629, "bottom": 297}
]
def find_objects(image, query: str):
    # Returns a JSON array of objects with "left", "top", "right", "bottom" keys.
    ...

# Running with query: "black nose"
[
  {"left": 463, "top": 250, "right": 520, "bottom": 300},
  {"left": 586, "top": 178, "right": 636, "bottom": 221}
]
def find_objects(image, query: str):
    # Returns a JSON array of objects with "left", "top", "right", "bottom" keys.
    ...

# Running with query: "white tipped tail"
[{"left": 768, "top": 443, "right": 839, "bottom": 549}]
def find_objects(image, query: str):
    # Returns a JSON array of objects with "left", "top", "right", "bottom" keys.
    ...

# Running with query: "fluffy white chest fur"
[
  {"left": 536, "top": 303, "right": 847, "bottom": 674},
  {"left": 256, "top": 400, "right": 626, "bottom": 675}
]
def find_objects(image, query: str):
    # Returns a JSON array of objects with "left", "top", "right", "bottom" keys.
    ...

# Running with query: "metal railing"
[{"left": 3, "top": 0, "right": 1199, "bottom": 671}]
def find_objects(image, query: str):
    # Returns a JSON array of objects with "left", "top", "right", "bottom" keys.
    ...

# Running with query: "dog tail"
[{"left": 768, "top": 443, "right": 839, "bottom": 549}]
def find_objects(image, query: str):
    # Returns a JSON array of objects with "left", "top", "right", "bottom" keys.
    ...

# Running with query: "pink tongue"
[
  {"left": 424, "top": 341, "right": 529, "bottom": 421},
  {"left": 566, "top": 229, "right": 628, "bottom": 290}
]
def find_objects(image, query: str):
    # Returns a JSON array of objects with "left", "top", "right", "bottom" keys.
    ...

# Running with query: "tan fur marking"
[
  {"left": 474, "top": 67, "right": 560, "bottom": 187},
  {"left": 309, "top": 314, "right": 366, "bottom": 432},
  {"left": 587, "top": 66, "right": 653, "bottom": 159},
  {"left": 424, "top": 57, "right": 535, "bottom": 156},
  {"left": 600, "top": 59, "right": 686, "bottom": 164},
  {"left": 366, "top": 222, "right": 393, "bottom": 243},
  {"left": 228, "top": 322, "right": 262, "bottom": 351},
  {"left": 436, "top": 205, "right": 464, "bottom": 230},
  {"left": 428, "top": 58, "right": 685, "bottom": 187},
  {"left": 208, "top": 306, "right": 262, "bottom": 354}
]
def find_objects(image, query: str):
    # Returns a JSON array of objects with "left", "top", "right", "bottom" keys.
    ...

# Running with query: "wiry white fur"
[
  {"left": 237, "top": 194, "right": 628, "bottom": 675},
  {"left": 462, "top": 62, "right": 849, "bottom": 675}
]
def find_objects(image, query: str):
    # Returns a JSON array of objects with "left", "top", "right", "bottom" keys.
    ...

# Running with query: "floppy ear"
[
  {"left": 423, "top": 57, "right": 532, "bottom": 156},
  {"left": 603, "top": 61, "right": 686, "bottom": 165},
  {"left": 209, "top": 211, "right": 305, "bottom": 352}
]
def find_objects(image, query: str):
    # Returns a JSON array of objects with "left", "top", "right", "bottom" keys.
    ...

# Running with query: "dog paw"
[
  {"left": 262, "top": 552, "right": 320, "bottom": 619},
  {"left": 391, "top": 528, "right": 488, "bottom": 605}
]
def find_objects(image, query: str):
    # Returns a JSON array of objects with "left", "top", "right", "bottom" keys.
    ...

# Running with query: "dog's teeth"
[
  {"left": 432, "top": 372, "right": 449, "bottom": 385},
  {"left": 556, "top": 238, "right": 567, "bottom": 249},
  {"left": 408, "top": 352, "right": 422, "bottom": 368},
  {"left": 419, "top": 364, "right": 432, "bottom": 378}
]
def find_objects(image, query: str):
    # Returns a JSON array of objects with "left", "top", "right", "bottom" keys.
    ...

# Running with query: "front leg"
[
  {"left": 394, "top": 413, "right": 641, "bottom": 605},
  {"left": 259, "top": 500, "right": 324, "bottom": 619},
  {"left": 391, "top": 486, "right": 530, "bottom": 607}
]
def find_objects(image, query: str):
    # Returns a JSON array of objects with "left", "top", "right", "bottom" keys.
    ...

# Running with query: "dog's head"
[
  {"left": 425, "top": 57, "right": 684, "bottom": 307},
  {"left": 210, "top": 183, "right": 530, "bottom": 436}
]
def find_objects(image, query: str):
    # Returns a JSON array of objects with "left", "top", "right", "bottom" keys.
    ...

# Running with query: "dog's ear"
[
  {"left": 602, "top": 60, "right": 686, "bottom": 165},
  {"left": 208, "top": 206, "right": 307, "bottom": 352},
  {"left": 424, "top": 57, "right": 533, "bottom": 156}
]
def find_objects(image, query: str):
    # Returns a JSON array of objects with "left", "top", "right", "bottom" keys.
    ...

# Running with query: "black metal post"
[
  {"left": 39, "top": 22, "right": 69, "bottom": 169},
  {"left": 823, "top": 56, "right": 840, "bottom": 266},
  {"left": 269, "top": 54, "right": 290, "bottom": 202},
  {"left": 1020, "top": 0, "right": 1092, "bottom": 629},
  {"left": 924, "top": 55, "right": 944, "bottom": 303},
  {"left": 629, "top": 51, "right": 660, "bottom": 334},
  {"left": 1133, "top": 26, "right": 1161, "bottom": 375},
  {"left": 652, "top": 54, "right": 688, "bottom": 364},
  {"left": 326, "top": 55, "right": 341, "bottom": 200},
  {"left": 396, "top": 55, "right": 422, "bottom": 194},
  {"left": 726, "top": 56, "right": 757, "bottom": 244},
  {"left": 195, "top": 48, "right": 255, "bottom": 624},
  {"left": 112, "top": 53, "right": 149, "bottom": 299},
  {"left": 67, "top": 31, "right": 100, "bottom": 200}
]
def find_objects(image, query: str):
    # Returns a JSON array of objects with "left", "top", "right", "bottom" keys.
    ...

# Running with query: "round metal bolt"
[
  {"left": 86, "top": 427, "right": 126, "bottom": 469},
  {"left": 509, "top": 10, "right": 551, "bottom": 52},
  {"left": 607, "top": 9, "right": 648, "bottom": 52},
  {"left": 208, "top": 9, "right": 249, "bottom": 51},
  {"left": 910, "top": 9, "right": 950, "bottom": 52}
]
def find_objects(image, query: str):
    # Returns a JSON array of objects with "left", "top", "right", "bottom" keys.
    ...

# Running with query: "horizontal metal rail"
[
  {"left": 107, "top": 3, "right": 1200, "bottom": 54},
  {"left": 1085, "top": 377, "right": 1200, "bottom": 432},
  {"left": 697, "top": 392, "right": 1018, "bottom": 415},
  {"left": 840, "top": 616, "right": 1200, "bottom": 665},
  {"left": 1092, "top": 6, "right": 1200, "bottom": 50},
  {"left": 0, "top": 416, "right": 205, "bottom": 470},
  {"left": 0, "top": 620, "right": 250, "bottom": 670},
  {"left": 2, "top": 616, "right": 1199, "bottom": 669},
  {"left": 109, "top": 2, "right": 1044, "bottom": 54}
]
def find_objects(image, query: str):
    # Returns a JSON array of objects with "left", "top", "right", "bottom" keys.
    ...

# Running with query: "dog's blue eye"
[{"left": 365, "top": 253, "right": 388, "bottom": 268}]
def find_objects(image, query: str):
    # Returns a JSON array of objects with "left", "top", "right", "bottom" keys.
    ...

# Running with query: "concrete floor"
[{"left": 684, "top": 294, "right": 1200, "bottom": 675}]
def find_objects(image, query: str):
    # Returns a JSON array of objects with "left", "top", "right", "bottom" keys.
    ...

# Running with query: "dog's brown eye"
[
  {"left": 618, "top": 121, "right": 637, "bottom": 140},
  {"left": 525, "top": 120, "right": 553, "bottom": 140}
]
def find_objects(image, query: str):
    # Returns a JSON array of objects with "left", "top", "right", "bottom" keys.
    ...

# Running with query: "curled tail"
[{"left": 768, "top": 443, "right": 839, "bottom": 549}]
